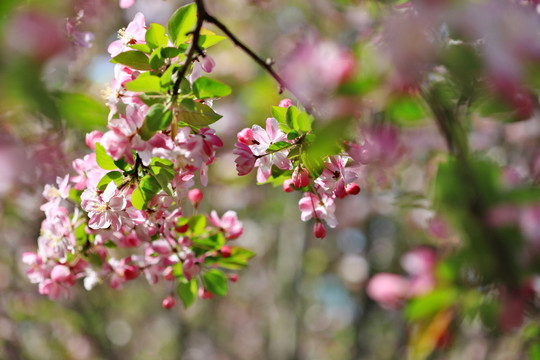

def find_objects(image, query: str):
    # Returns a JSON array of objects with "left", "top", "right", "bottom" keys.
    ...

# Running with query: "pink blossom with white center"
[
  {"left": 315, "top": 155, "right": 360, "bottom": 198},
  {"left": 208, "top": 210, "right": 243, "bottom": 240},
  {"left": 298, "top": 192, "right": 338, "bottom": 228},
  {"left": 81, "top": 181, "right": 130, "bottom": 231},
  {"left": 101, "top": 104, "right": 147, "bottom": 162},
  {"left": 105, "top": 65, "right": 140, "bottom": 120},
  {"left": 171, "top": 127, "right": 223, "bottom": 170},
  {"left": 85, "top": 130, "right": 103, "bottom": 150},
  {"left": 107, "top": 12, "right": 147, "bottom": 57},
  {"left": 107, "top": 257, "right": 140, "bottom": 289},
  {"left": 250, "top": 117, "right": 292, "bottom": 183}
]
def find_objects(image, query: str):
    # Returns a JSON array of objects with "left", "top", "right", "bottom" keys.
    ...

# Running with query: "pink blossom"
[
  {"left": 119, "top": 0, "right": 136, "bottom": 9},
  {"left": 233, "top": 142, "right": 256, "bottom": 176},
  {"left": 314, "top": 156, "right": 359, "bottom": 198},
  {"left": 298, "top": 192, "right": 338, "bottom": 228},
  {"left": 85, "top": 130, "right": 103, "bottom": 150},
  {"left": 107, "top": 12, "right": 147, "bottom": 57},
  {"left": 237, "top": 128, "right": 254, "bottom": 145},
  {"left": 201, "top": 55, "right": 216, "bottom": 73},
  {"left": 366, "top": 273, "right": 410, "bottom": 309},
  {"left": 39, "top": 279, "right": 70, "bottom": 300},
  {"left": 292, "top": 167, "right": 309, "bottom": 188},
  {"left": 81, "top": 181, "right": 130, "bottom": 231},
  {"left": 279, "top": 99, "right": 294, "bottom": 108},
  {"left": 250, "top": 118, "right": 292, "bottom": 183},
  {"left": 283, "top": 179, "right": 294, "bottom": 192},
  {"left": 22, "top": 252, "right": 47, "bottom": 284},
  {"left": 188, "top": 189, "right": 203, "bottom": 205},
  {"left": 71, "top": 153, "right": 107, "bottom": 191},
  {"left": 40, "top": 175, "right": 71, "bottom": 215},
  {"left": 208, "top": 210, "right": 243, "bottom": 240}
]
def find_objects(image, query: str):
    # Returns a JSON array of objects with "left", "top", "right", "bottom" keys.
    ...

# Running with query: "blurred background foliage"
[{"left": 3, "top": 0, "right": 540, "bottom": 359}]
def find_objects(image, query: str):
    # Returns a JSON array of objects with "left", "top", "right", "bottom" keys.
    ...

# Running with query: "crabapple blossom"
[
  {"left": 298, "top": 192, "right": 338, "bottom": 229},
  {"left": 81, "top": 181, "right": 130, "bottom": 231},
  {"left": 208, "top": 210, "right": 243, "bottom": 240},
  {"left": 107, "top": 12, "right": 146, "bottom": 57},
  {"left": 315, "top": 155, "right": 360, "bottom": 198}
]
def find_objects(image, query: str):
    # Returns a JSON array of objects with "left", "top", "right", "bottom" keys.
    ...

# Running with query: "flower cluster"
[
  {"left": 24, "top": 9, "right": 253, "bottom": 308},
  {"left": 233, "top": 100, "right": 404, "bottom": 238}
]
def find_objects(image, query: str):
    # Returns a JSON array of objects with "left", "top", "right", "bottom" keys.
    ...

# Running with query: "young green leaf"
[
  {"left": 198, "top": 34, "right": 226, "bottom": 49},
  {"left": 286, "top": 105, "right": 300, "bottom": 130},
  {"left": 271, "top": 106, "right": 287, "bottom": 124},
  {"left": 177, "top": 278, "right": 197, "bottom": 309},
  {"left": 145, "top": 23, "right": 168, "bottom": 49},
  {"left": 131, "top": 175, "right": 161, "bottom": 210},
  {"left": 202, "top": 269, "right": 228, "bottom": 296},
  {"left": 125, "top": 73, "right": 162, "bottom": 93},
  {"left": 95, "top": 143, "right": 118, "bottom": 170},
  {"left": 97, "top": 171, "right": 123, "bottom": 191},
  {"left": 111, "top": 51, "right": 151, "bottom": 71},
  {"left": 266, "top": 141, "right": 291, "bottom": 152},
  {"left": 145, "top": 103, "right": 173, "bottom": 131},
  {"left": 188, "top": 215, "right": 207, "bottom": 236},
  {"left": 178, "top": 98, "right": 222, "bottom": 127},
  {"left": 193, "top": 77, "right": 232, "bottom": 99},
  {"left": 168, "top": 3, "right": 197, "bottom": 46}
]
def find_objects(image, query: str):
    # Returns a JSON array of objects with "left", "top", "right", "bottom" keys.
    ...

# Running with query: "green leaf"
[
  {"left": 111, "top": 51, "right": 151, "bottom": 71},
  {"left": 297, "top": 112, "right": 314, "bottom": 133},
  {"left": 267, "top": 141, "right": 291, "bottom": 152},
  {"left": 149, "top": 48, "right": 165, "bottom": 71},
  {"left": 530, "top": 344, "right": 540, "bottom": 360},
  {"left": 125, "top": 73, "right": 162, "bottom": 93},
  {"left": 198, "top": 34, "right": 226, "bottom": 49},
  {"left": 145, "top": 103, "right": 173, "bottom": 131},
  {"left": 129, "top": 43, "right": 152, "bottom": 53},
  {"left": 138, "top": 92, "right": 167, "bottom": 106},
  {"left": 161, "top": 47, "right": 181, "bottom": 59},
  {"left": 131, "top": 175, "right": 161, "bottom": 210},
  {"left": 387, "top": 96, "right": 428, "bottom": 124},
  {"left": 189, "top": 215, "right": 207, "bottom": 236},
  {"left": 177, "top": 279, "right": 198, "bottom": 309},
  {"left": 286, "top": 106, "right": 300, "bottom": 130},
  {"left": 216, "top": 247, "right": 256, "bottom": 269},
  {"left": 287, "top": 130, "right": 300, "bottom": 140},
  {"left": 148, "top": 158, "right": 175, "bottom": 197},
  {"left": 57, "top": 93, "right": 108, "bottom": 131},
  {"left": 97, "top": 171, "right": 123, "bottom": 191},
  {"left": 168, "top": 3, "right": 197, "bottom": 46},
  {"left": 95, "top": 143, "right": 118, "bottom": 170},
  {"left": 272, "top": 106, "right": 287, "bottom": 124},
  {"left": 145, "top": 23, "right": 168, "bottom": 49},
  {"left": 202, "top": 269, "right": 228, "bottom": 296},
  {"left": 193, "top": 76, "right": 232, "bottom": 99},
  {"left": 114, "top": 158, "right": 132, "bottom": 172},
  {"left": 405, "top": 288, "right": 459, "bottom": 321},
  {"left": 178, "top": 98, "right": 222, "bottom": 127}
]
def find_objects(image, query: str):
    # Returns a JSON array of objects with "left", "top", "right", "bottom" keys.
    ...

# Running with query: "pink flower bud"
[
  {"left": 279, "top": 99, "right": 294, "bottom": 108},
  {"left": 51, "top": 265, "right": 72, "bottom": 283},
  {"left": 229, "top": 274, "right": 239, "bottom": 282},
  {"left": 292, "top": 167, "right": 309, "bottom": 188},
  {"left": 85, "top": 131, "right": 103, "bottom": 150},
  {"left": 220, "top": 246, "right": 231, "bottom": 258},
  {"left": 188, "top": 189, "right": 203, "bottom": 205},
  {"left": 124, "top": 265, "right": 139, "bottom": 280},
  {"left": 162, "top": 295, "right": 176, "bottom": 309},
  {"left": 201, "top": 55, "right": 216, "bottom": 73},
  {"left": 198, "top": 287, "right": 214, "bottom": 299},
  {"left": 283, "top": 179, "right": 294, "bottom": 192},
  {"left": 313, "top": 222, "right": 326, "bottom": 239},
  {"left": 176, "top": 224, "right": 189, "bottom": 233},
  {"left": 237, "top": 128, "right": 254, "bottom": 145},
  {"left": 346, "top": 183, "right": 361, "bottom": 195}
]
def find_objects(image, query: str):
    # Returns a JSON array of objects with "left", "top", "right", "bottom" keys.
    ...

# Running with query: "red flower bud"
[
  {"left": 346, "top": 183, "right": 361, "bottom": 195},
  {"left": 313, "top": 222, "right": 326, "bottom": 239},
  {"left": 220, "top": 245, "right": 231, "bottom": 258},
  {"left": 162, "top": 295, "right": 176, "bottom": 309},
  {"left": 283, "top": 179, "right": 294, "bottom": 192},
  {"left": 188, "top": 189, "right": 203, "bottom": 205}
]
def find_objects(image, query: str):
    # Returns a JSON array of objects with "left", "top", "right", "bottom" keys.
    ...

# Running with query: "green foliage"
[
  {"left": 198, "top": 34, "right": 226, "bottom": 48},
  {"left": 145, "top": 103, "right": 173, "bottom": 131},
  {"left": 188, "top": 215, "right": 207, "bottom": 236},
  {"left": 57, "top": 93, "right": 108, "bottom": 131},
  {"left": 125, "top": 72, "right": 163, "bottom": 93},
  {"left": 193, "top": 76, "right": 232, "bottom": 99},
  {"left": 177, "top": 279, "right": 198, "bottom": 309},
  {"left": 111, "top": 51, "right": 152, "bottom": 70},
  {"left": 203, "top": 269, "right": 228, "bottom": 296},
  {"left": 168, "top": 3, "right": 197, "bottom": 46},
  {"left": 97, "top": 171, "right": 123, "bottom": 191},
  {"left": 405, "top": 288, "right": 459, "bottom": 322},
  {"left": 177, "top": 98, "right": 222, "bottom": 127},
  {"left": 95, "top": 143, "right": 118, "bottom": 171},
  {"left": 145, "top": 23, "right": 168, "bottom": 49},
  {"left": 131, "top": 175, "right": 161, "bottom": 210}
]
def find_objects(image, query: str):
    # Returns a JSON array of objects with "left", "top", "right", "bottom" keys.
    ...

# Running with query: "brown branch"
[{"left": 194, "top": 0, "right": 314, "bottom": 114}]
